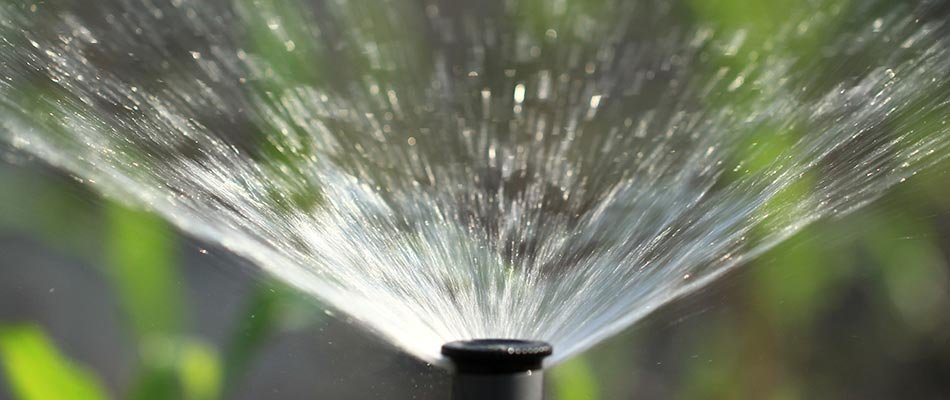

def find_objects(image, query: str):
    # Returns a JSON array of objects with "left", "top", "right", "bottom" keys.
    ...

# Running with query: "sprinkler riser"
[
  {"left": 442, "top": 339, "right": 552, "bottom": 400},
  {"left": 452, "top": 370, "right": 544, "bottom": 400}
]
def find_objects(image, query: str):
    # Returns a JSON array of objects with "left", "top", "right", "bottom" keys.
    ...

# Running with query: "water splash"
[{"left": 0, "top": 0, "right": 948, "bottom": 364}]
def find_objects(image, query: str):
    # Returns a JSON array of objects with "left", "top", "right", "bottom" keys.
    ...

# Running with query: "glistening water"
[{"left": 0, "top": 0, "right": 948, "bottom": 365}]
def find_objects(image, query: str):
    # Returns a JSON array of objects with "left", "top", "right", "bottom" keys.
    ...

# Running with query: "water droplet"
[
  {"left": 589, "top": 95, "right": 602, "bottom": 109},
  {"left": 513, "top": 83, "right": 525, "bottom": 104}
]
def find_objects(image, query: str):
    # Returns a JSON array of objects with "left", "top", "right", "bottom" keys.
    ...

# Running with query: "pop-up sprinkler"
[{"left": 441, "top": 339, "right": 553, "bottom": 400}]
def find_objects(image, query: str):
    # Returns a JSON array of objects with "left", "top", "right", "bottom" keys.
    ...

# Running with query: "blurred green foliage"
[
  {"left": 106, "top": 204, "right": 181, "bottom": 339},
  {"left": 179, "top": 341, "right": 222, "bottom": 400},
  {"left": 0, "top": 195, "right": 269, "bottom": 399},
  {"left": 221, "top": 285, "right": 287, "bottom": 398},
  {"left": 0, "top": 325, "right": 108, "bottom": 400},
  {"left": 550, "top": 356, "right": 600, "bottom": 400}
]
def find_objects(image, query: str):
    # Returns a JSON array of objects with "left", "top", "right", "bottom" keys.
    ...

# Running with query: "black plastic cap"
[{"left": 442, "top": 339, "right": 553, "bottom": 374}]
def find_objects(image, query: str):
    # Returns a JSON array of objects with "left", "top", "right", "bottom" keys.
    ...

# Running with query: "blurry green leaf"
[
  {"left": 223, "top": 281, "right": 323, "bottom": 397},
  {"left": 130, "top": 335, "right": 181, "bottom": 400},
  {"left": 237, "top": 0, "right": 323, "bottom": 85},
  {"left": 768, "top": 383, "right": 802, "bottom": 400},
  {"left": 220, "top": 282, "right": 328, "bottom": 397},
  {"left": 106, "top": 202, "right": 188, "bottom": 400},
  {"left": 726, "top": 125, "right": 819, "bottom": 241},
  {"left": 865, "top": 213, "right": 948, "bottom": 332},
  {"left": 105, "top": 202, "right": 181, "bottom": 339},
  {"left": 0, "top": 139, "right": 102, "bottom": 261},
  {"left": 689, "top": 0, "right": 797, "bottom": 43},
  {"left": 676, "top": 318, "right": 741, "bottom": 400},
  {"left": 690, "top": 0, "right": 849, "bottom": 58},
  {"left": 689, "top": 0, "right": 850, "bottom": 116},
  {"left": 750, "top": 225, "right": 841, "bottom": 327},
  {"left": 884, "top": 81, "right": 950, "bottom": 210},
  {"left": 0, "top": 325, "right": 108, "bottom": 400},
  {"left": 130, "top": 336, "right": 222, "bottom": 400},
  {"left": 1, "top": 71, "right": 119, "bottom": 259},
  {"left": 179, "top": 341, "right": 222, "bottom": 400},
  {"left": 731, "top": 127, "right": 797, "bottom": 176},
  {"left": 550, "top": 356, "right": 599, "bottom": 400},
  {"left": 581, "top": 333, "right": 642, "bottom": 398},
  {"left": 128, "top": 364, "right": 178, "bottom": 400},
  {"left": 222, "top": 283, "right": 284, "bottom": 394}
]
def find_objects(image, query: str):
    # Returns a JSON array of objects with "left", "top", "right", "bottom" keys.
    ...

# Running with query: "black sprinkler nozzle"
[{"left": 442, "top": 339, "right": 553, "bottom": 400}]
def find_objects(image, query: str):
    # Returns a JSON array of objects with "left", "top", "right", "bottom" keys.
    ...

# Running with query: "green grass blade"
[
  {"left": 0, "top": 325, "right": 108, "bottom": 400},
  {"left": 105, "top": 202, "right": 181, "bottom": 339}
]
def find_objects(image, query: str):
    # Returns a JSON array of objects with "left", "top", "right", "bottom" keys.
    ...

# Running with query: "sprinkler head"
[
  {"left": 442, "top": 339, "right": 553, "bottom": 400},
  {"left": 442, "top": 339, "right": 552, "bottom": 373}
]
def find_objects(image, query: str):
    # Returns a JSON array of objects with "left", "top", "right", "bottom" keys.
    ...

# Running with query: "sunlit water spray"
[{"left": 1, "top": 0, "right": 948, "bottom": 365}]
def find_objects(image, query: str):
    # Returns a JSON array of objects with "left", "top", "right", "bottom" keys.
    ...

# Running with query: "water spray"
[
  {"left": 3, "top": 0, "right": 949, "bottom": 386},
  {"left": 442, "top": 339, "right": 553, "bottom": 400}
]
